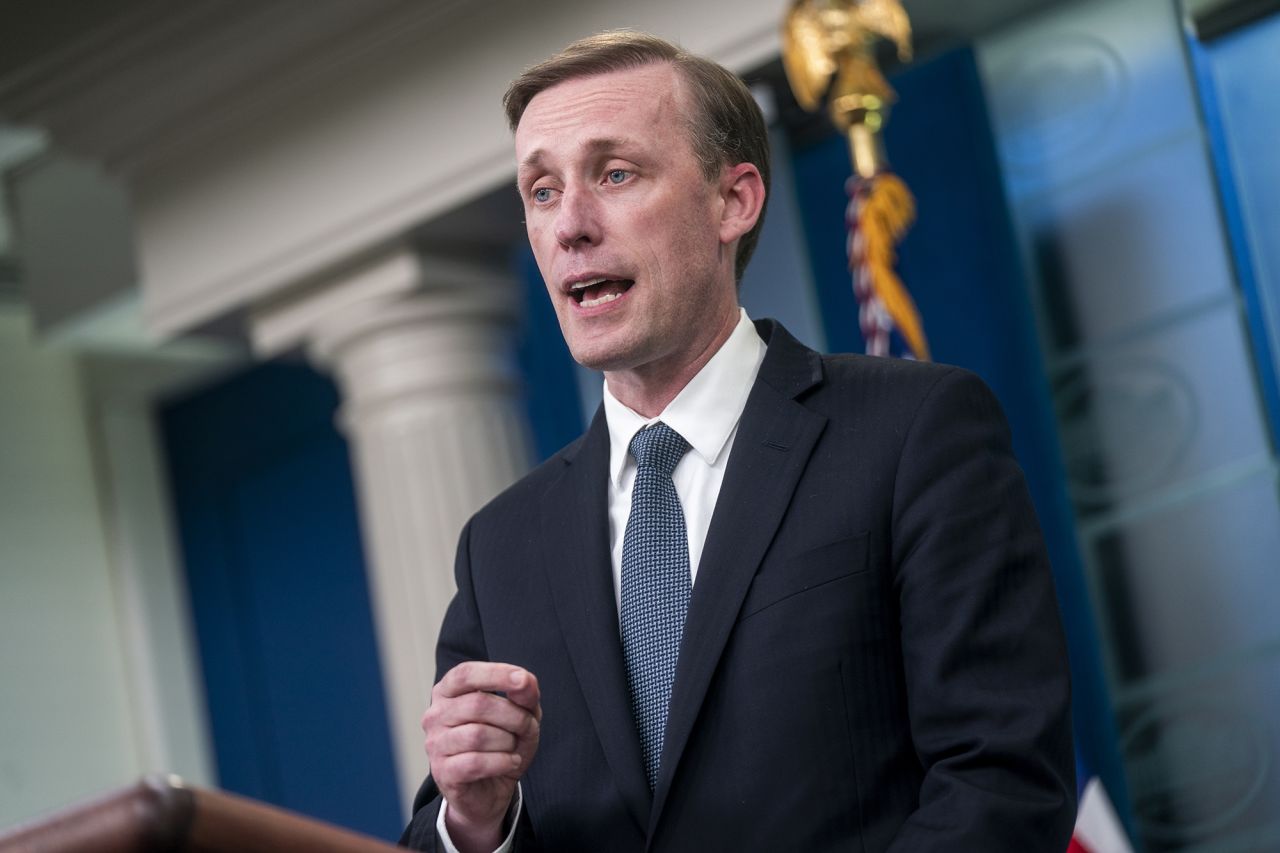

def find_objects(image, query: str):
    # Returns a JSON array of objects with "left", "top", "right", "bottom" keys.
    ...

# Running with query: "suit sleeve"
[
  {"left": 886, "top": 368, "right": 1076, "bottom": 851},
  {"left": 399, "top": 520, "right": 540, "bottom": 851}
]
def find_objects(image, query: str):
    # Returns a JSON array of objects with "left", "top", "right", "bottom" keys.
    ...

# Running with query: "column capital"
[
  {"left": 250, "top": 243, "right": 515, "bottom": 353},
  {"left": 248, "top": 243, "right": 522, "bottom": 425}
]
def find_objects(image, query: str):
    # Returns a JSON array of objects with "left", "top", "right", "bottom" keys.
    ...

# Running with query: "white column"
[{"left": 251, "top": 247, "right": 533, "bottom": 814}]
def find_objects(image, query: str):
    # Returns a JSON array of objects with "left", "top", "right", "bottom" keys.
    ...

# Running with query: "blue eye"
[
  {"left": 533, "top": 187, "right": 553, "bottom": 203},
  {"left": 607, "top": 169, "right": 629, "bottom": 184}
]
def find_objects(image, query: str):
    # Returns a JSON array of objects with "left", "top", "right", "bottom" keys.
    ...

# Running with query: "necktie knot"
[{"left": 629, "top": 422, "right": 690, "bottom": 478}]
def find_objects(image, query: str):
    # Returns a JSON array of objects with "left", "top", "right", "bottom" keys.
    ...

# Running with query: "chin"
[
  {"left": 568, "top": 348, "right": 626, "bottom": 372},
  {"left": 566, "top": 337, "right": 645, "bottom": 373}
]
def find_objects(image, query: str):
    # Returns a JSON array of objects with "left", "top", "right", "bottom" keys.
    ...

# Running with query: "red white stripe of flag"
[{"left": 1069, "top": 777, "right": 1133, "bottom": 853}]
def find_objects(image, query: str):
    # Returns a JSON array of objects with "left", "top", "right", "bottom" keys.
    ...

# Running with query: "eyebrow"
[{"left": 518, "top": 137, "right": 636, "bottom": 174}]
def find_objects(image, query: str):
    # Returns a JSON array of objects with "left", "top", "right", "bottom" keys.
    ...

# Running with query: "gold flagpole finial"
[
  {"left": 782, "top": 0, "right": 912, "bottom": 178},
  {"left": 781, "top": 0, "right": 929, "bottom": 361}
]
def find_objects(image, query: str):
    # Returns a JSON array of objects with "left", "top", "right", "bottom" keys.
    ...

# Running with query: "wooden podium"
[{"left": 0, "top": 776, "right": 405, "bottom": 852}]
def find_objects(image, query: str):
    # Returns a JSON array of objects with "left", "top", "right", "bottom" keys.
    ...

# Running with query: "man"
[{"left": 401, "top": 31, "right": 1075, "bottom": 852}]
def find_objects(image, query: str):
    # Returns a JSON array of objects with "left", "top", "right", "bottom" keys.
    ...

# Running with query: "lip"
[
  {"left": 574, "top": 287, "right": 632, "bottom": 316},
  {"left": 560, "top": 272, "right": 626, "bottom": 294},
  {"left": 562, "top": 275, "right": 635, "bottom": 316}
]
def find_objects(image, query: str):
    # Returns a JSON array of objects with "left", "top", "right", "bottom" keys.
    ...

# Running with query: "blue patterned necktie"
[{"left": 621, "top": 421, "right": 692, "bottom": 790}]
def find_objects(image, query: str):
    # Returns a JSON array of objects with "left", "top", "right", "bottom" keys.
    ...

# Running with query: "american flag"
[{"left": 1069, "top": 761, "right": 1133, "bottom": 853}]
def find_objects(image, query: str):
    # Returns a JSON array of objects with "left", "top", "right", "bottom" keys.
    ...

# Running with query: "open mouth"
[{"left": 569, "top": 278, "right": 635, "bottom": 308}]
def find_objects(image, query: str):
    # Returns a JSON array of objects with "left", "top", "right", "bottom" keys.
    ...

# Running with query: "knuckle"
[
  {"left": 431, "top": 758, "right": 459, "bottom": 788},
  {"left": 424, "top": 729, "right": 442, "bottom": 756},
  {"left": 458, "top": 725, "right": 486, "bottom": 751},
  {"left": 439, "top": 663, "right": 468, "bottom": 691},
  {"left": 454, "top": 752, "right": 487, "bottom": 779},
  {"left": 461, "top": 691, "right": 489, "bottom": 718}
]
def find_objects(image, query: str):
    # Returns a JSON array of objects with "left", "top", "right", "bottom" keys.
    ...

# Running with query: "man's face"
[{"left": 514, "top": 63, "right": 740, "bottom": 376}]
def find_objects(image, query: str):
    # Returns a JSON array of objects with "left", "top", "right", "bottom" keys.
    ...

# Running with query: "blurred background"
[{"left": 1, "top": 0, "right": 1278, "bottom": 849}]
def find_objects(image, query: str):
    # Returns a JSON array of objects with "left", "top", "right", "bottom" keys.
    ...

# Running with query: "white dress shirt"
[
  {"left": 602, "top": 309, "right": 767, "bottom": 606},
  {"left": 438, "top": 309, "right": 766, "bottom": 853}
]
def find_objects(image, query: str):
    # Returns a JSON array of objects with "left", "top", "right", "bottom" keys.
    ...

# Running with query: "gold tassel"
[{"left": 858, "top": 174, "right": 929, "bottom": 361}]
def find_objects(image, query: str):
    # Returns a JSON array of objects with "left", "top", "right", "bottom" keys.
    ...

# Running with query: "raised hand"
[{"left": 422, "top": 662, "right": 541, "bottom": 852}]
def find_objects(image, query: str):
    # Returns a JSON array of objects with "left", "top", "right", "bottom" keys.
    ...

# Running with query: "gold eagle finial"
[{"left": 782, "top": 0, "right": 912, "bottom": 145}]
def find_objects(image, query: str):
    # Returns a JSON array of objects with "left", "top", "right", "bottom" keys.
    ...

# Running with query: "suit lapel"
[
  {"left": 539, "top": 408, "right": 651, "bottom": 832},
  {"left": 648, "top": 322, "right": 827, "bottom": 839}
]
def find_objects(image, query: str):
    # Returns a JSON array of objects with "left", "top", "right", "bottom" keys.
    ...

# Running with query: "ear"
[{"left": 717, "top": 162, "right": 766, "bottom": 247}]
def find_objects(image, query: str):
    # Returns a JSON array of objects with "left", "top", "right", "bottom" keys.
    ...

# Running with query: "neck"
[{"left": 605, "top": 307, "right": 739, "bottom": 418}]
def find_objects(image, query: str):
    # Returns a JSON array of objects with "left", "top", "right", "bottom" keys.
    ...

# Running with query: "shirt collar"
[{"left": 603, "top": 309, "right": 766, "bottom": 487}]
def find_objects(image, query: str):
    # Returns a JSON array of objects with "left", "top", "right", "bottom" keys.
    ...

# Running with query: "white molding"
[
  {"left": 92, "top": 397, "right": 217, "bottom": 786},
  {"left": 79, "top": 349, "right": 242, "bottom": 788}
]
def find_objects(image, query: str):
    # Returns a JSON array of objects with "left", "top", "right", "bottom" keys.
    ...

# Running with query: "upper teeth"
[{"left": 570, "top": 277, "right": 609, "bottom": 291}]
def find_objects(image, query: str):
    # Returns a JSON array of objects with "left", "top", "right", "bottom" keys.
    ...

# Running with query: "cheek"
[
  {"left": 663, "top": 212, "right": 719, "bottom": 272},
  {"left": 640, "top": 202, "right": 715, "bottom": 267}
]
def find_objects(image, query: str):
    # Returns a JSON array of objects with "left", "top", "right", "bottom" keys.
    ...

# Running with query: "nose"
[{"left": 553, "top": 185, "right": 601, "bottom": 248}]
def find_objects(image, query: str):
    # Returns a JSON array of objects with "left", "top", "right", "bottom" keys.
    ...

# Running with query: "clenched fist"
[{"left": 423, "top": 662, "right": 541, "bottom": 853}]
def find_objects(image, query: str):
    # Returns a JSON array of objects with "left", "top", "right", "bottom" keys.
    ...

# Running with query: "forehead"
[{"left": 514, "top": 63, "right": 689, "bottom": 158}]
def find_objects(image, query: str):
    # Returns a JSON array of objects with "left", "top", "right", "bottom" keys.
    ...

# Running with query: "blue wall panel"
[{"left": 162, "top": 361, "right": 403, "bottom": 841}]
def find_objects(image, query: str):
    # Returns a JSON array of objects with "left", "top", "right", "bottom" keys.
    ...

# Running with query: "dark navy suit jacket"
[{"left": 402, "top": 320, "right": 1075, "bottom": 851}]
